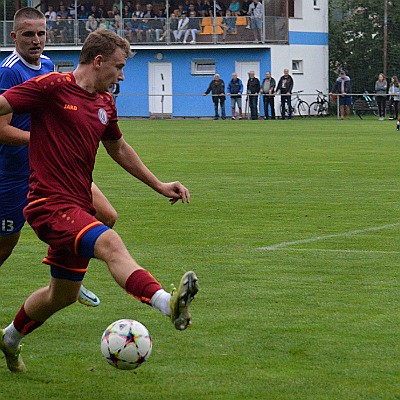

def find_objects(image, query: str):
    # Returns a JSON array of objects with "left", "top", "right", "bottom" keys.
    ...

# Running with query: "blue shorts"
[
  {"left": 250, "top": 17, "right": 262, "bottom": 30},
  {"left": 339, "top": 96, "right": 352, "bottom": 106},
  {"left": 0, "top": 175, "right": 28, "bottom": 235},
  {"left": 230, "top": 97, "right": 242, "bottom": 109}
]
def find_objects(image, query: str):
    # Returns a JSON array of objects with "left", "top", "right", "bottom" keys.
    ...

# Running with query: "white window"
[
  {"left": 191, "top": 59, "right": 216, "bottom": 75},
  {"left": 313, "top": 0, "right": 320, "bottom": 10},
  {"left": 289, "top": 0, "right": 303, "bottom": 18},
  {"left": 292, "top": 60, "right": 303, "bottom": 74}
]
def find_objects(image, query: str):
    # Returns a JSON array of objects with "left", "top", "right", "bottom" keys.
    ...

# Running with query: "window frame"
[{"left": 191, "top": 59, "right": 216, "bottom": 76}]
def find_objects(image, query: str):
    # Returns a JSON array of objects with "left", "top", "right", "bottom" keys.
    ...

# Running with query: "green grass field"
[{"left": 1, "top": 117, "right": 400, "bottom": 399}]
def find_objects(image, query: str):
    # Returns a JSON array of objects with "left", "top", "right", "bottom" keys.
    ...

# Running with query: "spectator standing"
[
  {"left": 246, "top": 71, "right": 260, "bottom": 120},
  {"left": 204, "top": 74, "right": 226, "bottom": 120},
  {"left": 375, "top": 73, "right": 387, "bottom": 120},
  {"left": 330, "top": 69, "right": 352, "bottom": 120},
  {"left": 389, "top": 75, "right": 400, "bottom": 121},
  {"left": 227, "top": 72, "right": 243, "bottom": 120},
  {"left": 241, "top": 0, "right": 252, "bottom": 29},
  {"left": 260, "top": 71, "right": 276, "bottom": 120},
  {"left": 248, "top": 0, "right": 263, "bottom": 42},
  {"left": 276, "top": 68, "right": 294, "bottom": 120}
]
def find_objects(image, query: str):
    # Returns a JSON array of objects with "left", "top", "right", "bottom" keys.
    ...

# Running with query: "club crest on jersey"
[{"left": 98, "top": 108, "right": 108, "bottom": 125}]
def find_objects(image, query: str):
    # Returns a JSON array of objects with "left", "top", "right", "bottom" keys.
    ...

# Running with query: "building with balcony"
[{"left": 0, "top": 0, "right": 328, "bottom": 118}]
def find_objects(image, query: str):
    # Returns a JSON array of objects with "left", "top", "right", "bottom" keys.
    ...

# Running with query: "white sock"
[
  {"left": 4, "top": 322, "right": 25, "bottom": 350},
  {"left": 150, "top": 289, "right": 171, "bottom": 316}
]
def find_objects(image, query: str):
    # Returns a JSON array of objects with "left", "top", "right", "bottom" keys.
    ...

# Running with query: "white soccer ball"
[{"left": 101, "top": 319, "right": 152, "bottom": 370}]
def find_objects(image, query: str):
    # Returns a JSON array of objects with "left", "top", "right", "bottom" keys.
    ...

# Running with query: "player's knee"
[
  {"left": 0, "top": 245, "right": 15, "bottom": 266},
  {"left": 94, "top": 229, "right": 126, "bottom": 261},
  {"left": 0, "top": 233, "right": 20, "bottom": 266}
]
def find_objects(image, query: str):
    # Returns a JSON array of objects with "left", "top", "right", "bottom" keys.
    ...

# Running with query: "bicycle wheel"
[
  {"left": 320, "top": 102, "right": 329, "bottom": 117},
  {"left": 297, "top": 101, "right": 309, "bottom": 117},
  {"left": 309, "top": 101, "right": 319, "bottom": 116}
]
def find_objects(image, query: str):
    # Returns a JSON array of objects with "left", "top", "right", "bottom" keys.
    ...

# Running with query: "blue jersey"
[{"left": 0, "top": 51, "right": 54, "bottom": 178}]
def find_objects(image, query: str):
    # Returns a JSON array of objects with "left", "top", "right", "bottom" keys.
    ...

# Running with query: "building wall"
[{"left": 116, "top": 48, "right": 271, "bottom": 117}]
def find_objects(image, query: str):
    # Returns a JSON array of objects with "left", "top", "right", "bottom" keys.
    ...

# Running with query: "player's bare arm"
[
  {"left": 0, "top": 114, "right": 30, "bottom": 145},
  {"left": 0, "top": 95, "right": 13, "bottom": 116},
  {"left": 102, "top": 138, "right": 190, "bottom": 204}
]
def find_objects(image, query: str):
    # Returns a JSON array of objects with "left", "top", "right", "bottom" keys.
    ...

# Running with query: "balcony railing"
[{"left": 1, "top": 15, "right": 288, "bottom": 47}]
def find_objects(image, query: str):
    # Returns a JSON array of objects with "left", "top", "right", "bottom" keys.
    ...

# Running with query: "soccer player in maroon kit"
[{"left": 0, "top": 29, "right": 198, "bottom": 373}]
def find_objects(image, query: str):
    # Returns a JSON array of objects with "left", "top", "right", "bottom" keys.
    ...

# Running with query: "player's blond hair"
[
  {"left": 79, "top": 30, "right": 132, "bottom": 65},
  {"left": 13, "top": 7, "right": 45, "bottom": 31}
]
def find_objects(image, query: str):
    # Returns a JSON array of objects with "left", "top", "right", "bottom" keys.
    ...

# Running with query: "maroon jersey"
[{"left": 3, "top": 72, "right": 122, "bottom": 212}]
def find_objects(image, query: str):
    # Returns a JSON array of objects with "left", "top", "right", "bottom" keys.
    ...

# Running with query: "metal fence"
[{"left": 1, "top": 15, "right": 288, "bottom": 47}]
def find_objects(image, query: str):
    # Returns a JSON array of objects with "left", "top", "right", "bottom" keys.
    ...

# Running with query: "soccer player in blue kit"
[{"left": 0, "top": 7, "right": 117, "bottom": 306}]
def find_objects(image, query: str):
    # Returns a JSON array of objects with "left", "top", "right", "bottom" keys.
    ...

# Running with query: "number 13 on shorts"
[{"left": 1, "top": 219, "right": 15, "bottom": 233}]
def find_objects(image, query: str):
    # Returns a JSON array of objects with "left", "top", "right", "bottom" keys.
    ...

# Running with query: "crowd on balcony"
[{"left": 43, "top": 0, "right": 264, "bottom": 45}]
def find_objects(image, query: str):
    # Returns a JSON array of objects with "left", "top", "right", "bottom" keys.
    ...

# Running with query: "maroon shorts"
[{"left": 24, "top": 198, "right": 104, "bottom": 275}]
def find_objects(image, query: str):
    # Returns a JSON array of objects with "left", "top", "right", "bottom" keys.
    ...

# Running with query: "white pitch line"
[
  {"left": 258, "top": 222, "right": 400, "bottom": 251},
  {"left": 264, "top": 248, "right": 400, "bottom": 255}
]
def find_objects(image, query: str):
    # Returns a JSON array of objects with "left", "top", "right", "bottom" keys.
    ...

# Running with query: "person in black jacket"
[
  {"left": 330, "top": 70, "right": 352, "bottom": 120},
  {"left": 246, "top": 70, "right": 260, "bottom": 120},
  {"left": 204, "top": 74, "right": 226, "bottom": 120},
  {"left": 276, "top": 68, "right": 294, "bottom": 119},
  {"left": 260, "top": 71, "right": 276, "bottom": 120}
]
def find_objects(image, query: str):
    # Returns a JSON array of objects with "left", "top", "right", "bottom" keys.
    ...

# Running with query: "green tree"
[{"left": 329, "top": 0, "right": 400, "bottom": 93}]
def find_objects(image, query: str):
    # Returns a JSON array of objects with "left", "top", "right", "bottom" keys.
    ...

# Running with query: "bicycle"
[
  {"left": 282, "top": 90, "right": 310, "bottom": 118},
  {"left": 309, "top": 89, "right": 329, "bottom": 117}
]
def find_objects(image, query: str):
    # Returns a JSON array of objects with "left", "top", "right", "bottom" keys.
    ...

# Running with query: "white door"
[
  {"left": 235, "top": 61, "right": 261, "bottom": 114},
  {"left": 235, "top": 61, "right": 261, "bottom": 91},
  {"left": 148, "top": 62, "right": 172, "bottom": 115}
]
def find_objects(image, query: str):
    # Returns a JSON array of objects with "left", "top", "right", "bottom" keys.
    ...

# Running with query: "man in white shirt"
[{"left": 248, "top": 0, "right": 263, "bottom": 42}]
